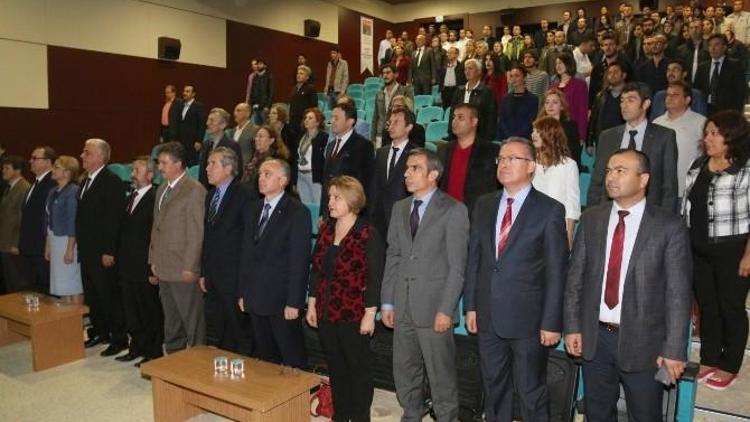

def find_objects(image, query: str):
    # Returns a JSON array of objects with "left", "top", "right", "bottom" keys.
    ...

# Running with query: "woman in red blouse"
[
  {"left": 482, "top": 53, "right": 508, "bottom": 110},
  {"left": 391, "top": 45, "right": 410, "bottom": 86},
  {"left": 306, "top": 175, "right": 385, "bottom": 422}
]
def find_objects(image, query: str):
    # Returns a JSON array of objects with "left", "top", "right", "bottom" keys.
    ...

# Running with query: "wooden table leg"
[
  {"left": 0, "top": 317, "right": 26, "bottom": 346},
  {"left": 152, "top": 377, "right": 203, "bottom": 422},
  {"left": 30, "top": 315, "right": 85, "bottom": 371}
]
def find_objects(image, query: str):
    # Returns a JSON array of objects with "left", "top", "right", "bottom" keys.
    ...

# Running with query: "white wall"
[{"left": 0, "top": 39, "right": 48, "bottom": 109}]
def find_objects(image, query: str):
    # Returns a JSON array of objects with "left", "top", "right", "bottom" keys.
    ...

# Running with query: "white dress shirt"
[
  {"left": 599, "top": 198, "right": 646, "bottom": 324},
  {"left": 653, "top": 109, "right": 706, "bottom": 196},
  {"left": 619, "top": 119, "right": 648, "bottom": 150},
  {"left": 532, "top": 157, "right": 581, "bottom": 220}
]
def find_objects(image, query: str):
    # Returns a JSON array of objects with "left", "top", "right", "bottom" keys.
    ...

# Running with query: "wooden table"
[
  {"left": 141, "top": 346, "right": 320, "bottom": 422},
  {"left": 0, "top": 292, "right": 88, "bottom": 371}
]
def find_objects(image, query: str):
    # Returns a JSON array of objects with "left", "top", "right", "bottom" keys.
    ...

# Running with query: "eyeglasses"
[{"left": 496, "top": 155, "right": 532, "bottom": 165}]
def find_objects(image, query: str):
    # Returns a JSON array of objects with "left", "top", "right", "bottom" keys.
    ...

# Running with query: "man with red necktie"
[
  {"left": 564, "top": 148, "right": 692, "bottom": 421},
  {"left": 464, "top": 137, "right": 568, "bottom": 421}
]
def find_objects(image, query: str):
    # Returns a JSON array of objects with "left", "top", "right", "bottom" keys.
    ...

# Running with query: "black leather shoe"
[
  {"left": 134, "top": 357, "right": 151, "bottom": 368},
  {"left": 100, "top": 344, "right": 127, "bottom": 357},
  {"left": 115, "top": 352, "right": 140, "bottom": 362},
  {"left": 84, "top": 336, "right": 110, "bottom": 348}
]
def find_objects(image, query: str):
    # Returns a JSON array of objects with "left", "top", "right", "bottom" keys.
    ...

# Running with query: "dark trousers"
[
  {"left": 582, "top": 326, "right": 664, "bottom": 422},
  {"left": 478, "top": 331, "right": 550, "bottom": 422},
  {"left": 250, "top": 312, "right": 306, "bottom": 368},
  {"left": 23, "top": 254, "right": 49, "bottom": 294},
  {"left": 205, "top": 288, "right": 253, "bottom": 356},
  {"left": 412, "top": 77, "right": 432, "bottom": 96},
  {"left": 119, "top": 274, "right": 164, "bottom": 358},
  {"left": 441, "top": 87, "right": 457, "bottom": 110},
  {"left": 318, "top": 320, "right": 374, "bottom": 422},
  {"left": 81, "top": 257, "right": 127, "bottom": 346},
  {"left": 693, "top": 238, "right": 749, "bottom": 374},
  {"left": 1, "top": 253, "right": 31, "bottom": 293}
]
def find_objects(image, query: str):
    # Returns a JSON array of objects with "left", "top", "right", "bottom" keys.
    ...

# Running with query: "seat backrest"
[{"left": 425, "top": 121, "right": 449, "bottom": 143}]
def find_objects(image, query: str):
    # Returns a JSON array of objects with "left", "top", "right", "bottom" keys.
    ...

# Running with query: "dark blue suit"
[
  {"left": 18, "top": 172, "right": 56, "bottom": 293},
  {"left": 238, "top": 193, "right": 311, "bottom": 367},
  {"left": 464, "top": 187, "right": 568, "bottom": 421},
  {"left": 202, "top": 178, "right": 254, "bottom": 355},
  {"left": 198, "top": 135, "right": 243, "bottom": 188}
]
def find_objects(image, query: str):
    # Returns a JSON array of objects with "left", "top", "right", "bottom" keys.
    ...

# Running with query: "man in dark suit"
[
  {"left": 381, "top": 148, "right": 469, "bottom": 422},
  {"left": 173, "top": 84, "right": 207, "bottom": 166},
  {"left": 694, "top": 34, "right": 747, "bottom": 114},
  {"left": 288, "top": 65, "right": 318, "bottom": 135},
  {"left": 200, "top": 147, "right": 254, "bottom": 356},
  {"left": 198, "top": 108, "right": 242, "bottom": 188},
  {"left": 115, "top": 156, "right": 163, "bottom": 367},
  {"left": 250, "top": 59, "right": 273, "bottom": 125},
  {"left": 409, "top": 34, "right": 437, "bottom": 95},
  {"left": 465, "top": 137, "right": 569, "bottom": 421},
  {"left": 19, "top": 146, "right": 57, "bottom": 294},
  {"left": 77, "top": 139, "right": 128, "bottom": 355},
  {"left": 588, "top": 82, "right": 678, "bottom": 211},
  {"left": 448, "top": 59, "right": 497, "bottom": 142},
  {"left": 438, "top": 103, "right": 499, "bottom": 214},
  {"left": 438, "top": 47, "right": 465, "bottom": 111},
  {"left": 238, "top": 158, "right": 311, "bottom": 367},
  {"left": 565, "top": 148, "right": 692, "bottom": 421},
  {"left": 369, "top": 107, "right": 418, "bottom": 240},
  {"left": 676, "top": 20, "right": 710, "bottom": 82},
  {"left": 320, "top": 102, "right": 374, "bottom": 218}
]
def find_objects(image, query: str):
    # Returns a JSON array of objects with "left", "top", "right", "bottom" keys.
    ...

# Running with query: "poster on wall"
[{"left": 360, "top": 17, "right": 373, "bottom": 74}]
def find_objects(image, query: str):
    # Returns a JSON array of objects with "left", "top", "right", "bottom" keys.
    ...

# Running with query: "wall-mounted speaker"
[
  {"left": 158, "top": 37, "right": 181, "bottom": 61},
  {"left": 304, "top": 19, "right": 321, "bottom": 38}
]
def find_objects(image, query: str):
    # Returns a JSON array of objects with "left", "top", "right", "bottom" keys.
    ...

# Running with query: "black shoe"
[
  {"left": 100, "top": 344, "right": 127, "bottom": 357},
  {"left": 84, "top": 335, "right": 110, "bottom": 348},
  {"left": 115, "top": 352, "right": 140, "bottom": 362},
  {"left": 134, "top": 357, "right": 151, "bottom": 368}
]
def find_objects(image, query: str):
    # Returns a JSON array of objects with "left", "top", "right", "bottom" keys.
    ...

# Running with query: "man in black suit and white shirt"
[
  {"left": 694, "top": 34, "right": 747, "bottom": 114},
  {"left": 198, "top": 108, "right": 242, "bottom": 188},
  {"left": 200, "top": 147, "right": 254, "bottom": 355},
  {"left": 173, "top": 85, "right": 207, "bottom": 166},
  {"left": 77, "top": 139, "right": 128, "bottom": 355},
  {"left": 115, "top": 156, "right": 162, "bottom": 366},
  {"left": 409, "top": 34, "right": 437, "bottom": 95},
  {"left": 238, "top": 158, "right": 311, "bottom": 367},
  {"left": 588, "top": 82, "right": 678, "bottom": 211},
  {"left": 369, "top": 107, "right": 418, "bottom": 240},
  {"left": 565, "top": 148, "right": 692, "bottom": 421},
  {"left": 19, "top": 146, "right": 57, "bottom": 294}
]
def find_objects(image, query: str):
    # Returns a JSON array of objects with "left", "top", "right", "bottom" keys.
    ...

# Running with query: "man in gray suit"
[
  {"left": 370, "top": 64, "right": 414, "bottom": 144},
  {"left": 587, "top": 82, "right": 678, "bottom": 211},
  {"left": 381, "top": 148, "right": 469, "bottom": 422},
  {"left": 229, "top": 102, "right": 256, "bottom": 171},
  {"left": 565, "top": 148, "right": 692, "bottom": 421},
  {"left": 409, "top": 34, "right": 438, "bottom": 95},
  {"left": 149, "top": 142, "right": 207, "bottom": 354}
]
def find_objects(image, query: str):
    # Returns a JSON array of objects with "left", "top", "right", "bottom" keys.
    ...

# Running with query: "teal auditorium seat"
[
  {"left": 425, "top": 121, "right": 449, "bottom": 143},
  {"left": 304, "top": 203, "right": 320, "bottom": 236},
  {"left": 416, "top": 106, "right": 444, "bottom": 125},
  {"left": 107, "top": 163, "right": 132, "bottom": 182},
  {"left": 414, "top": 95, "right": 433, "bottom": 109},
  {"left": 187, "top": 165, "right": 199, "bottom": 179}
]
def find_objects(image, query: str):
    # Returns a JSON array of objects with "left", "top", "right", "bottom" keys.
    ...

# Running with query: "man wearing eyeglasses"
[{"left": 464, "top": 137, "right": 568, "bottom": 421}]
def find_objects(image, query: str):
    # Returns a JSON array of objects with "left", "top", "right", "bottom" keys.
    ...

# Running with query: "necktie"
[
  {"left": 627, "top": 130, "right": 638, "bottom": 150},
  {"left": 126, "top": 190, "right": 138, "bottom": 214},
  {"left": 388, "top": 147, "right": 399, "bottom": 180},
  {"left": 207, "top": 190, "right": 220, "bottom": 222},
  {"left": 80, "top": 177, "right": 92, "bottom": 199},
  {"left": 692, "top": 45, "right": 699, "bottom": 83},
  {"left": 416, "top": 48, "right": 422, "bottom": 66},
  {"left": 331, "top": 137, "right": 342, "bottom": 159},
  {"left": 605, "top": 210, "right": 629, "bottom": 309},
  {"left": 497, "top": 198, "right": 514, "bottom": 256},
  {"left": 160, "top": 185, "right": 172, "bottom": 210},
  {"left": 25, "top": 179, "right": 38, "bottom": 204},
  {"left": 410, "top": 199, "right": 423, "bottom": 239},
  {"left": 256, "top": 203, "right": 272, "bottom": 239},
  {"left": 709, "top": 61, "right": 720, "bottom": 105}
]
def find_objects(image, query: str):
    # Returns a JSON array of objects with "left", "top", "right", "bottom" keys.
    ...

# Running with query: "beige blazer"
[
  {"left": 324, "top": 58, "right": 349, "bottom": 94},
  {"left": 0, "top": 178, "right": 31, "bottom": 252},
  {"left": 149, "top": 174, "right": 206, "bottom": 281}
]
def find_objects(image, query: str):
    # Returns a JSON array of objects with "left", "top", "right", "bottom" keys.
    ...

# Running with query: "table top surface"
[
  {"left": 0, "top": 292, "right": 88, "bottom": 325},
  {"left": 141, "top": 346, "right": 320, "bottom": 412}
]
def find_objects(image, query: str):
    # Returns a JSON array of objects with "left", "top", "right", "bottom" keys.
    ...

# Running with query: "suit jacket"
[
  {"left": 0, "top": 178, "right": 31, "bottom": 252},
  {"left": 76, "top": 168, "right": 126, "bottom": 262},
  {"left": 320, "top": 131, "right": 374, "bottom": 215},
  {"left": 381, "top": 189, "right": 469, "bottom": 327},
  {"left": 465, "top": 188, "right": 568, "bottom": 338},
  {"left": 289, "top": 82, "right": 318, "bottom": 131},
  {"left": 408, "top": 46, "right": 438, "bottom": 84},
  {"left": 437, "top": 141, "right": 500, "bottom": 214},
  {"left": 175, "top": 99, "right": 207, "bottom": 149},
  {"left": 564, "top": 201, "right": 692, "bottom": 371},
  {"left": 324, "top": 59, "right": 349, "bottom": 93},
  {"left": 370, "top": 84, "right": 414, "bottom": 141},
  {"left": 676, "top": 40, "right": 710, "bottom": 81},
  {"left": 229, "top": 122, "right": 257, "bottom": 170},
  {"left": 149, "top": 174, "right": 206, "bottom": 281},
  {"left": 369, "top": 141, "right": 418, "bottom": 239},
  {"left": 238, "top": 194, "right": 311, "bottom": 315},
  {"left": 694, "top": 57, "right": 747, "bottom": 113},
  {"left": 588, "top": 123, "right": 678, "bottom": 210},
  {"left": 118, "top": 186, "right": 155, "bottom": 281},
  {"left": 449, "top": 82, "right": 498, "bottom": 142},
  {"left": 250, "top": 71, "right": 273, "bottom": 111},
  {"left": 202, "top": 179, "right": 252, "bottom": 295},
  {"left": 19, "top": 172, "right": 56, "bottom": 255},
  {"left": 198, "top": 134, "right": 243, "bottom": 187}
]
